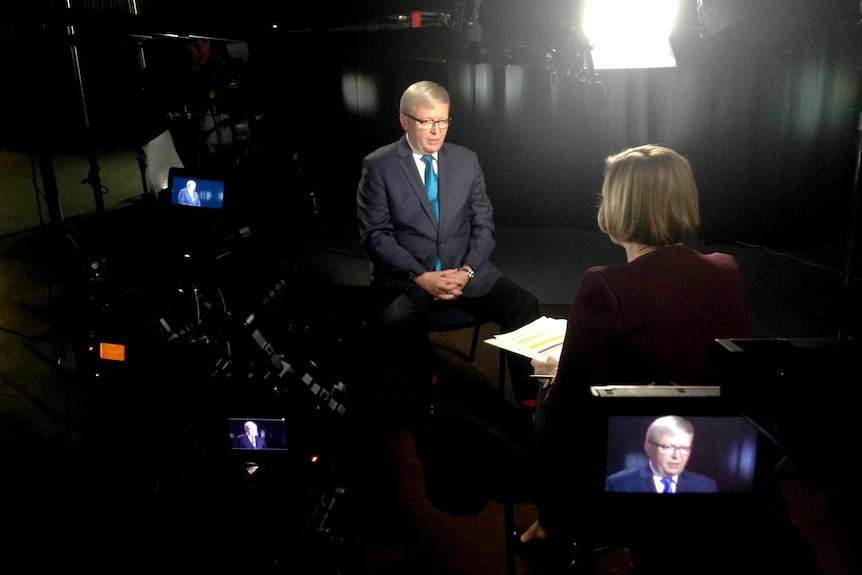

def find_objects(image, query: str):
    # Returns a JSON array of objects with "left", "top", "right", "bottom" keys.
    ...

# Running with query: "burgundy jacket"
[{"left": 546, "top": 245, "right": 750, "bottom": 408}]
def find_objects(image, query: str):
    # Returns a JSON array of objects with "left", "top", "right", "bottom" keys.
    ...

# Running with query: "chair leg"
[
  {"left": 468, "top": 324, "right": 480, "bottom": 361},
  {"left": 498, "top": 349, "right": 506, "bottom": 395},
  {"left": 505, "top": 500, "right": 516, "bottom": 575}
]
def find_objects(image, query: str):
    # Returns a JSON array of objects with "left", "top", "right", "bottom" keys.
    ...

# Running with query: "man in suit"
[
  {"left": 356, "top": 80, "right": 540, "bottom": 415},
  {"left": 605, "top": 415, "right": 717, "bottom": 493},
  {"left": 234, "top": 420, "right": 267, "bottom": 449},
  {"left": 177, "top": 179, "right": 201, "bottom": 207}
]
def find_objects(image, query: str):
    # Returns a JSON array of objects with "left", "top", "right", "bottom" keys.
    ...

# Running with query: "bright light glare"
[
  {"left": 342, "top": 71, "right": 379, "bottom": 116},
  {"left": 583, "top": 0, "right": 680, "bottom": 69}
]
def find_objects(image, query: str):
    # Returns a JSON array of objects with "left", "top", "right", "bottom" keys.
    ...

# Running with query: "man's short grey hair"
[
  {"left": 400, "top": 80, "right": 450, "bottom": 115},
  {"left": 646, "top": 415, "right": 694, "bottom": 443}
]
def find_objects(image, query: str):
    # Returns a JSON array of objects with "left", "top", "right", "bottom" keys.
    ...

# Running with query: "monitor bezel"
[
  {"left": 227, "top": 416, "right": 290, "bottom": 453},
  {"left": 167, "top": 167, "right": 229, "bottom": 212}
]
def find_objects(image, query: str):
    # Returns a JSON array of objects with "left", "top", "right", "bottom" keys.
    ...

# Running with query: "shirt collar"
[
  {"left": 649, "top": 461, "right": 677, "bottom": 482},
  {"left": 406, "top": 135, "right": 437, "bottom": 160}
]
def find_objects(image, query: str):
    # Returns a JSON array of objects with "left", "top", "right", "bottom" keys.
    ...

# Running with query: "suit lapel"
[
  {"left": 677, "top": 472, "right": 688, "bottom": 493},
  {"left": 436, "top": 145, "right": 448, "bottom": 230},
  {"left": 640, "top": 465, "right": 656, "bottom": 493}
]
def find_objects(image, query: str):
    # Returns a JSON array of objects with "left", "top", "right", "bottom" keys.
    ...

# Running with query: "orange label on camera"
[{"left": 100, "top": 342, "right": 126, "bottom": 362}]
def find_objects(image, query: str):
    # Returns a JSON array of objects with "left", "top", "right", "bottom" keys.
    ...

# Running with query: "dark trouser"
[
  {"left": 532, "top": 386, "right": 603, "bottom": 543},
  {"left": 533, "top": 385, "right": 573, "bottom": 536},
  {"left": 372, "top": 276, "right": 541, "bottom": 406}
]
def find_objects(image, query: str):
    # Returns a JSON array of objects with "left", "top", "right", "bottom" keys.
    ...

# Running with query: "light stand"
[
  {"left": 35, "top": 151, "right": 65, "bottom": 232},
  {"left": 65, "top": 0, "right": 106, "bottom": 217}
]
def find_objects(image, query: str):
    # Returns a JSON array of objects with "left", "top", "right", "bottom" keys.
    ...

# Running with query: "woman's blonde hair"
[{"left": 597, "top": 144, "right": 700, "bottom": 246}]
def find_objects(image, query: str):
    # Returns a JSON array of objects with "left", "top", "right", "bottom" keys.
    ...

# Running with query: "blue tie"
[
  {"left": 661, "top": 477, "right": 673, "bottom": 493},
  {"left": 421, "top": 155, "right": 442, "bottom": 271}
]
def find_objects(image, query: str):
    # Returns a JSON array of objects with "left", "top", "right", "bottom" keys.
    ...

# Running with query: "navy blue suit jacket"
[
  {"left": 605, "top": 464, "right": 718, "bottom": 493},
  {"left": 234, "top": 434, "right": 267, "bottom": 449},
  {"left": 357, "top": 135, "right": 503, "bottom": 297},
  {"left": 177, "top": 187, "right": 200, "bottom": 207}
]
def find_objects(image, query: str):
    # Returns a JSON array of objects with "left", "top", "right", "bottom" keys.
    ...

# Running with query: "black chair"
[
  {"left": 427, "top": 306, "right": 506, "bottom": 394},
  {"left": 427, "top": 306, "right": 483, "bottom": 361}
]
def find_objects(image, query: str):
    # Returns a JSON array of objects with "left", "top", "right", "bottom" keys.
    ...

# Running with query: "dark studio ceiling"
[{"left": 3, "top": 1, "right": 858, "bottom": 54}]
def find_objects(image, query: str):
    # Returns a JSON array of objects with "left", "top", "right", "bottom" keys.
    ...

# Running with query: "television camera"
[{"left": 60, "top": 181, "right": 361, "bottom": 572}]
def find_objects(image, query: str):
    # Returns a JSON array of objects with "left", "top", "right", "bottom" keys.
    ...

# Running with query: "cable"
[
  {"left": 80, "top": 176, "right": 109, "bottom": 199},
  {"left": 733, "top": 241, "right": 848, "bottom": 278},
  {"left": 29, "top": 152, "right": 47, "bottom": 228},
  {"left": 0, "top": 325, "right": 39, "bottom": 340}
]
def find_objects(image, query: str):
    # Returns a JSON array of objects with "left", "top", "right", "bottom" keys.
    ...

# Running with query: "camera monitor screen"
[
  {"left": 588, "top": 385, "right": 776, "bottom": 498},
  {"left": 168, "top": 168, "right": 226, "bottom": 211},
  {"left": 586, "top": 386, "right": 811, "bottom": 572},
  {"left": 228, "top": 417, "right": 289, "bottom": 452},
  {"left": 604, "top": 413, "right": 758, "bottom": 493}
]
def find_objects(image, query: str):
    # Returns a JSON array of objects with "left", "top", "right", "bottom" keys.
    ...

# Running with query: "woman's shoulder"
[
  {"left": 695, "top": 248, "right": 742, "bottom": 270},
  {"left": 658, "top": 244, "right": 740, "bottom": 266},
  {"left": 585, "top": 246, "right": 741, "bottom": 280}
]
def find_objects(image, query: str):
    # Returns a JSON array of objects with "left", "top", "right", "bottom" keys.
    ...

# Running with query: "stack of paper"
[{"left": 484, "top": 316, "right": 568, "bottom": 361}]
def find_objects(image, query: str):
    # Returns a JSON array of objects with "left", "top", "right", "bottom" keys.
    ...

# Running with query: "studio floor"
[{"left": 1, "top": 147, "right": 861, "bottom": 573}]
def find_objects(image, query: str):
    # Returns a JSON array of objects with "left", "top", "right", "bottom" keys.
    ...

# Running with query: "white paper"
[{"left": 484, "top": 315, "right": 567, "bottom": 361}]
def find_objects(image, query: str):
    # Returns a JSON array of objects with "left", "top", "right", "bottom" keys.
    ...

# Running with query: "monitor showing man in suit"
[
  {"left": 177, "top": 179, "right": 201, "bottom": 207},
  {"left": 605, "top": 414, "right": 717, "bottom": 493},
  {"left": 234, "top": 420, "right": 267, "bottom": 450}
]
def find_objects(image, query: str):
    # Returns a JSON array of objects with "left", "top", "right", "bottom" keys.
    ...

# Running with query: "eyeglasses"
[
  {"left": 649, "top": 441, "right": 691, "bottom": 455},
  {"left": 404, "top": 114, "right": 451, "bottom": 130}
]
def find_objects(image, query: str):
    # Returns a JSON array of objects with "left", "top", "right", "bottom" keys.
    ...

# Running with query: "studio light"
[{"left": 582, "top": 0, "right": 681, "bottom": 69}]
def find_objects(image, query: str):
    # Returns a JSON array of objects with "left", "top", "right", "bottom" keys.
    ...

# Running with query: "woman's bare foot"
[{"left": 519, "top": 519, "right": 550, "bottom": 542}]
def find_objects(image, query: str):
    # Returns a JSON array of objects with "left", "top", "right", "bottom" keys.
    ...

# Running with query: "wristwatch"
[{"left": 457, "top": 265, "right": 475, "bottom": 279}]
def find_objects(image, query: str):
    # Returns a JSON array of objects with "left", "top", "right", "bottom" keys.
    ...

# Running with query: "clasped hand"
[{"left": 416, "top": 268, "right": 469, "bottom": 300}]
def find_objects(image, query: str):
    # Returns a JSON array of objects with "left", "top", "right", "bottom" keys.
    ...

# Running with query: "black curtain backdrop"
[
  {"left": 269, "top": 19, "right": 860, "bottom": 249},
  {"left": 2, "top": 0, "right": 860, "bottom": 249}
]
